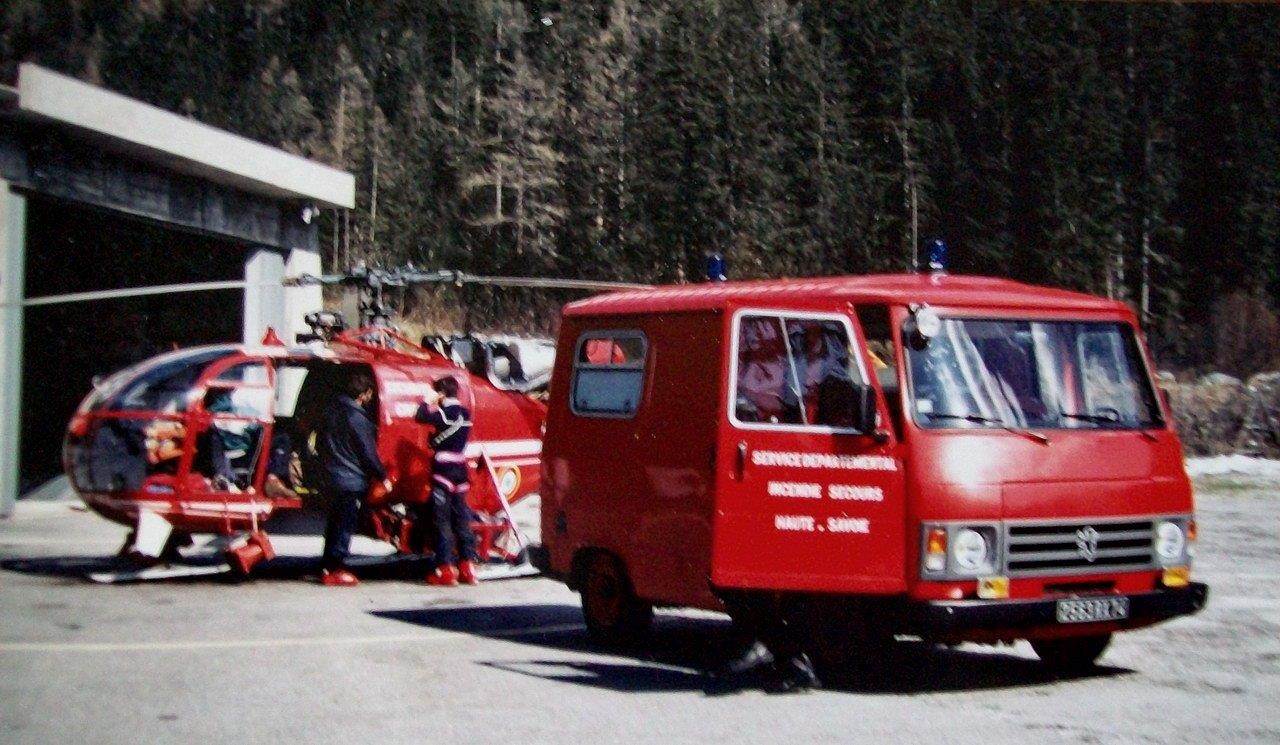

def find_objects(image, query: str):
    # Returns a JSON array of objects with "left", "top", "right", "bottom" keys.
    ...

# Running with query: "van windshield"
[{"left": 906, "top": 319, "right": 1162, "bottom": 430}]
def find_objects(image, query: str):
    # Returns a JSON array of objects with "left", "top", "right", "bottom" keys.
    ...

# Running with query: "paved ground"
[{"left": 1, "top": 478, "right": 1277, "bottom": 745}]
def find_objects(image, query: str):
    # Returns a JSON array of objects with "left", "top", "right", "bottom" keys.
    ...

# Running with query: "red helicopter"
[{"left": 61, "top": 267, "right": 645, "bottom": 580}]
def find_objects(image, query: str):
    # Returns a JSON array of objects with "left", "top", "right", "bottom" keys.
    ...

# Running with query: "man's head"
[
  {"left": 432, "top": 376, "right": 459, "bottom": 400},
  {"left": 345, "top": 371, "right": 375, "bottom": 404}
]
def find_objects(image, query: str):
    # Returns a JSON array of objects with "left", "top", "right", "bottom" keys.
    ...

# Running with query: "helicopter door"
[{"left": 189, "top": 357, "right": 275, "bottom": 494}]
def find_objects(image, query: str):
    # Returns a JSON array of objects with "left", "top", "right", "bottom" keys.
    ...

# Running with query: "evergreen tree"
[
  {"left": 4, "top": 0, "right": 1280, "bottom": 373},
  {"left": 458, "top": 1, "right": 565, "bottom": 272}
]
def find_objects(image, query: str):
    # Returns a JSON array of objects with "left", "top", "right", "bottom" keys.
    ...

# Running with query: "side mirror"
[
  {"left": 816, "top": 377, "right": 881, "bottom": 437},
  {"left": 853, "top": 383, "right": 879, "bottom": 436}
]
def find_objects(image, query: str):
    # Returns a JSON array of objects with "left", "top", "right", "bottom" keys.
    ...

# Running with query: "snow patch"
[{"left": 1185, "top": 455, "right": 1280, "bottom": 479}]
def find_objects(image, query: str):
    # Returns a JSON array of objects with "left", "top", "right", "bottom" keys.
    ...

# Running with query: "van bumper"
[{"left": 908, "top": 582, "right": 1208, "bottom": 639}]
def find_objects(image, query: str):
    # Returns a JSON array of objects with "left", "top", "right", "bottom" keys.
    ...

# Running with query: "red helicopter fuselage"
[{"left": 63, "top": 328, "right": 545, "bottom": 560}]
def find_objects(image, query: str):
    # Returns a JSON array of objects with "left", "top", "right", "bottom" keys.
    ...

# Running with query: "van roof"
[{"left": 565, "top": 273, "right": 1131, "bottom": 317}]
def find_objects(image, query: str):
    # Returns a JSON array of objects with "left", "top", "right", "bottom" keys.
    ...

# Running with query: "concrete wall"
[
  {"left": 0, "top": 65, "right": 351, "bottom": 511},
  {"left": 283, "top": 248, "right": 323, "bottom": 343},
  {"left": 243, "top": 247, "right": 324, "bottom": 345},
  {"left": 0, "top": 129, "right": 320, "bottom": 255},
  {"left": 244, "top": 248, "right": 286, "bottom": 344},
  {"left": 16, "top": 64, "right": 354, "bottom": 210},
  {"left": 0, "top": 180, "right": 27, "bottom": 517}
]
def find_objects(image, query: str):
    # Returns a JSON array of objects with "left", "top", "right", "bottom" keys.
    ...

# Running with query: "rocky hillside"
[{"left": 1165, "top": 372, "right": 1280, "bottom": 457}]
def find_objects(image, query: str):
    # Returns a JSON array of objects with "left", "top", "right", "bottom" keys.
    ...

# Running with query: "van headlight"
[
  {"left": 1155, "top": 521, "right": 1186, "bottom": 564},
  {"left": 953, "top": 528, "right": 989, "bottom": 571},
  {"left": 921, "top": 523, "right": 1001, "bottom": 578}
]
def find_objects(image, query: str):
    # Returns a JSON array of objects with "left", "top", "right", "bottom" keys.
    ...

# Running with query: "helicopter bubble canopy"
[{"left": 81, "top": 346, "right": 240, "bottom": 414}]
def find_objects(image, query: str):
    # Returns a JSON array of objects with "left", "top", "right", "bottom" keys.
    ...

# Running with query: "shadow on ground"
[
  {"left": 371, "top": 603, "right": 1133, "bottom": 696},
  {"left": 0, "top": 506, "right": 441, "bottom": 583},
  {"left": 0, "top": 552, "right": 438, "bottom": 584}
]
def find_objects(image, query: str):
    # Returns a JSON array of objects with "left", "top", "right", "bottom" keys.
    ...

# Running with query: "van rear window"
[{"left": 572, "top": 331, "right": 647, "bottom": 417}]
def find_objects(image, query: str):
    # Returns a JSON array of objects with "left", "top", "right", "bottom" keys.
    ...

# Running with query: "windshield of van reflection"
[{"left": 906, "top": 319, "right": 1161, "bottom": 430}]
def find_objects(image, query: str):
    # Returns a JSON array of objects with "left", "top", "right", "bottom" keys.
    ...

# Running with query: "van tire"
[
  {"left": 580, "top": 553, "right": 652, "bottom": 647},
  {"left": 1030, "top": 633, "right": 1112, "bottom": 672}
]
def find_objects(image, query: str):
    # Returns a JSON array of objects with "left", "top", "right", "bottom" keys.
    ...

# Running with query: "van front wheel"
[
  {"left": 580, "top": 554, "right": 652, "bottom": 647},
  {"left": 1030, "top": 633, "right": 1112, "bottom": 672}
]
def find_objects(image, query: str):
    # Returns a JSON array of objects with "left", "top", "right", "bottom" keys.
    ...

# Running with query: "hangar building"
[{"left": 0, "top": 64, "right": 355, "bottom": 515}]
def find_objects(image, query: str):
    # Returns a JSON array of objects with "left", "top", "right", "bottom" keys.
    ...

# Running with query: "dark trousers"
[
  {"left": 431, "top": 485, "right": 478, "bottom": 565},
  {"left": 723, "top": 592, "right": 806, "bottom": 662},
  {"left": 321, "top": 489, "right": 363, "bottom": 571},
  {"left": 208, "top": 428, "right": 234, "bottom": 482}
]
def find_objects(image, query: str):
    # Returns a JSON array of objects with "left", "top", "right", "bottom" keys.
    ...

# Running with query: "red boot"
[
  {"left": 321, "top": 568, "right": 359, "bottom": 587},
  {"left": 427, "top": 564, "right": 458, "bottom": 586},
  {"left": 458, "top": 560, "right": 479, "bottom": 585}
]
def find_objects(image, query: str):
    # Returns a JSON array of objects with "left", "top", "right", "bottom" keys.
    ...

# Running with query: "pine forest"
[{"left": 3, "top": 0, "right": 1279, "bottom": 376}]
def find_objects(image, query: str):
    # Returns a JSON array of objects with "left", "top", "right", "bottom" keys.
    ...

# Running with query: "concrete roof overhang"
[{"left": 4, "top": 64, "right": 354, "bottom": 210}]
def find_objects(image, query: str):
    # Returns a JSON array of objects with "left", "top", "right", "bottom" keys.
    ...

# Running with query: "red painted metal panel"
[{"left": 709, "top": 304, "right": 907, "bottom": 595}]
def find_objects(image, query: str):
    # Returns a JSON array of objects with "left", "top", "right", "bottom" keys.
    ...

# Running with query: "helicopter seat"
[{"left": 490, "top": 354, "right": 527, "bottom": 389}]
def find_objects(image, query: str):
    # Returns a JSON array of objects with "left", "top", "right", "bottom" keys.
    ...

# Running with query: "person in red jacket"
[{"left": 416, "top": 376, "right": 479, "bottom": 586}]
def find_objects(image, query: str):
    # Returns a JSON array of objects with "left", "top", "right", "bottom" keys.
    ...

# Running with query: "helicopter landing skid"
[
  {"left": 471, "top": 560, "right": 539, "bottom": 582},
  {"left": 87, "top": 559, "right": 537, "bottom": 584},
  {"left": 88, "top": 534, "right": 240, "bottom": 583},
  {"left": 87, "top": 562, "right": 232, "bottom": 584}
]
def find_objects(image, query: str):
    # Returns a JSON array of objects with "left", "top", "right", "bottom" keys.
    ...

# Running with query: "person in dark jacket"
[
  {"left": 415, "top": 376, "right": 478, "bottom": 586},
  {"left": 317, "top": 371, "right": 391, "bottom": 587}
]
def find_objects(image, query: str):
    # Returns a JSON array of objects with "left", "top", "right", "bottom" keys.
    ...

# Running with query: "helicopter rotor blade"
[
  {"left": 442, "top": 272, "right": 652, "bottom": 292},
  {"left": 283, "top": 269, "right": 651, "bottom": 293},
  {"left": 12, "top": 280, "right": 257, "bottom": 308},
  {"left": 6, "top": 267, "right": 649, "bottom": 309}
]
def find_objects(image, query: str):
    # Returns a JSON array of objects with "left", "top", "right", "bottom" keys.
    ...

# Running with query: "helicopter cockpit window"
[
  {"left": 106, "top": 348, "right": 228, "bottom": 413},
  {"left": 214, "top": 362, "right": 270, "bottom": 386},
  {"left": 203, "top": 386, "right": 271, "bottom": 420},
  {"left": 67, "top": 348, "right": 233, "bottom": 494},
  {"left": 194, "top": 362, "right": 273, "bottom": 492},
  {"left": 572, "top": 331, "right": 648, "bottom": 417},
  {"left": 273, "top": 365, "right": 309, "bottom": 418}
]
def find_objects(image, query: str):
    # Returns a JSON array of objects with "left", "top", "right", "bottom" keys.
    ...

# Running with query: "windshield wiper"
[
  {"left": 1060, "top": 409, "right": 1120, "bottom": 425},
  {"left": 1063, "top": 409, "right": 1164, "bottom": 439},
  {"left": 925, "top": 412, "right": 1049, "bottom": 444},
  {"left": 925, "top": 412, "right": 1004, "bottom": 425}
]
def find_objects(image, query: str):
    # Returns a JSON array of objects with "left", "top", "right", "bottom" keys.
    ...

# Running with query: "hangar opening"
[
  {"left": 19, "top": 197, "right": 247, "bottom": 491},
  {"left": 0, "top": 64, "right": 355, "bottom": 514}
]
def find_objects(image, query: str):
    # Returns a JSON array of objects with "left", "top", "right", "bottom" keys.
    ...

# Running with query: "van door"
[{"left": 712, "top": 309, "right": 905, "bottom": 594}]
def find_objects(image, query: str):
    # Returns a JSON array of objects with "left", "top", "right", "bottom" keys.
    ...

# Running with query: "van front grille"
[{"left": 1005, "top": 519, "right": 1155, "bottom": 576}]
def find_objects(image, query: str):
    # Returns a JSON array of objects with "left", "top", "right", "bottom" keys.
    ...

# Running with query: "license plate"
[{"left": 1055, "top": 596, "right": 1130, "bottom": 624}]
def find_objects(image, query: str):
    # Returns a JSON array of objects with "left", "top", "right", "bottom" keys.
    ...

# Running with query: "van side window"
[
  {"left": 572, "top": 331, "right": 648, "bottom": 417},
  {"left": 733, "top": 314, "right": 865, "bottom": 429}
]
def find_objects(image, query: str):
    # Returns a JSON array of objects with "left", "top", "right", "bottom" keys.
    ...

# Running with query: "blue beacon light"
[
  {"left": 705, "top": 253, "right": 727, "bottom": 282},
  {"left": 927, "top": 239, "right": 948, "bottom": 273}
]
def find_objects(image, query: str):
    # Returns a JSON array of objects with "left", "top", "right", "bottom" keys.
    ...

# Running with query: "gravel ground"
[{"left": 0, "top": 479, "right": 1276, "bottom": 745}]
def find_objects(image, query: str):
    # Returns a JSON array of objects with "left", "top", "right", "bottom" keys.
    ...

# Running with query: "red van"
[{"left": 537, "top": 273, "right": 1207, "bottom": 670}]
